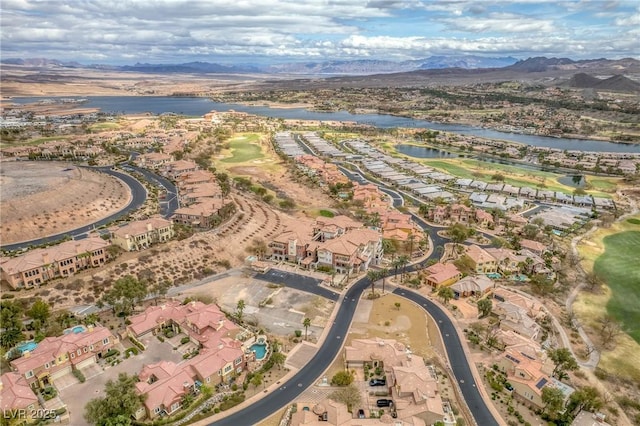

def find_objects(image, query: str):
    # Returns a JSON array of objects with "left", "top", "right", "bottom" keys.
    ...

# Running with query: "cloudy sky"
[{"left": 1, "top": 0, "right": 638, "bottom": 65}]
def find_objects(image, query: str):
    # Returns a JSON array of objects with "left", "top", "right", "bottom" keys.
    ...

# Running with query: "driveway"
[{"left": 59, "top": 337, "right": 185, "bottom": 426}]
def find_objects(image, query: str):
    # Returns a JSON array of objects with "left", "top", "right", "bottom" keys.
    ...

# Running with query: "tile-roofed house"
[
  {"left": 172, "top": 200, "right": 225, "bottom": 229},
  {"left": 0, "top": 237, "right": 110, "bottom": 290},
  {"left": 495, "top": 349, "right": 572, "bottom": 410},
  {"left": 136, "top": 362, "right": 196, "bottom": 419},
  {"left": 136, "top": 152, "right": 173, "bottom": 169},
  {"left": 111, "top": 217, "right": 174, "bottom": 251},
  {"left": 162, "top": 160, "right": 198, "bottom": 179},
  {"left": 343, "top": 339, "right": 446, "bottom": 425},
  {"left": 127, "top": 301, "right": 239, "bottom": 350},
  {"left": 10, "top": 326, "right": 117, "bottom": 390},
  {"left": 423, "top": 263, "right": 461, "bottom": 289},
  {"left": 485, "top": 248, "right": 521, "bottom": 274},
  {"left": 519, "top": 239, "right": 548, "bottom": 256},
  {"left": 0, "top": 372, "right": 40, "bottom": 421},
  {"left": 450, "top": 275, "right": 494, "bottom": 298},
  {"left": 464, "top": 245, "right": 497, "bottom": 274}
]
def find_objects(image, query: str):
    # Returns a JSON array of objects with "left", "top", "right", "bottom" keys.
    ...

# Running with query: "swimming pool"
[
  {"left": 17, "top": 341, "right": 37, "bottom": 354},
  {"left": 250, "top": 343, "right": 267, "bottom": 361},
  {"left": 486, "top": 273, "right": 502, "bottom": 279},
  {"left": 63, "top": 325, "right": 87, "bottom": 335}
]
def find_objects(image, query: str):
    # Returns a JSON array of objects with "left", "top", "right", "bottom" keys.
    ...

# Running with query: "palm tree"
[
  {"left": 380, "top": 268, "right": 389, "bottom": 294},
  {"left": 397, "top": 254, "right": 410, "bottom": 282},
  {"left": 236, "top": 299, "right": 246, "bottom": 322},
  {"left": 303, "top": 317, "right": 311, "bottom": 340},
  {"left": 367, "top": 270, "right": 380, "bottom": 296},
  {"left": 391, "top": 257, "right": 404, "bottom": 278}
]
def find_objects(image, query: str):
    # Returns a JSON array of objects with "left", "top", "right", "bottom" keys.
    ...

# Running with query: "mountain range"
[{"left": 1, "top": 55, "right": 519, "bottom": 75}]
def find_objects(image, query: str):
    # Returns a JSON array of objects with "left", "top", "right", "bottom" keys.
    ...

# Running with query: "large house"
[
  {"left": 422, "top": 262, "right": 461, "bottom": 289},
  {"left": 111, "top": 217, "right": 175, "bottom": 252},
  {"left": 464, "top": 245, "right": 498, "bottom": 274},
  {"left": 343, "top": 339, "right": 447, "bottom": 425},
  {"left": 268, "top": 216, "right": 383, "bottom": 274},
  {"left": 450, "top": 275, "right": 494, "bottom": 298},
  {"left": 0, "top": 237, "right": 110, "bottom": 290},
  {"left": 128, "top": 302, "right": 247, "bottom": 419},
  {"left": 172, "top": 200, "right": 225, "bottom": 229},
  {"left": 127, "top": 301, "right": 240, "bottom": 351},
  {"left": 0, "top": 372, "right": 40, "bottom": 423},
  {"left": 10, "top": 326, "right": 117, "bottom": 390}
]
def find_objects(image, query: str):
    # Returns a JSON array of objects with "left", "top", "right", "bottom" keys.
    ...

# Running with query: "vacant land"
[
  {"left": 0, "top": 161, "right": 130, "bottom": 245},
  {"left": 576, "top": 215, "right": 640, "bottom": 382}
]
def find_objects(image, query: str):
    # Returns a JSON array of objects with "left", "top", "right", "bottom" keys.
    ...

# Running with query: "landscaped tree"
[
  {"left": 453, "top": 255, "right": 476, "bottom": 276},
  {"left": 236, "top": 299, "right": 246, "bottom": 322},
  {"left": 303, "top": 317, "right": 311, "bottom": 341},
  {"left": 477, "top": 298, "right": 493, "bottom": 318},
  {"left": 250, "top": 373, "right": 263, "bottom": 389},
  {"left": 367, "top": 269, "right": 380, "bottom": 296},
  {"left": 101, "top": 275, "right": 148, "bottom": 318},
  {"left": 529, "top": 273, "right": 554, "bottom": 295},
  {"left": 0, "top": 301, "right": 24, "bottom": 349},
  {"left": 567, "top": 386, "right": 602, "bottom": 415},
  {"left": 330, "top": 370, "right": 354, "bottom": 386},
  {"left": 270, "top": 351, "right": 286, "bottom": 370},
  {"left": 394, "top": 302, "right": 401, "bottom": 311},
  {"left": 437, "top": 286, "right": 455, "bottom": 305},
  {"left": 380, "top": 268, "right": 389, "bottom": 293},
  {"left": 448, "top": 223, "right": 470, "bottom": 247},
  {"left": 598, "top": 315, "right": 622, "bottom": 349},
  {"left": 329, "top": 384, "right": 361, "bottom": 412},
  {"left": 84, "top": 373, "right": 146, "bottom": 426},
  {"left": 584, "top": 271, "right": 604, "bottom": 293},
  {"left": 27, "top": 298, "right": 51, "bottom": 326},
  {"left": 548, "top": 348, "right": 578, "bottom": 379},
  {"left": 541, "top": 386, "right": 565, "bottom": 420},
  {"left": 397, "top": 254, "right": 410, "bottom": 281}
]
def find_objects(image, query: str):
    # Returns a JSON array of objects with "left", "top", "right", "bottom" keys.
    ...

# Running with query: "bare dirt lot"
[{"left": 0, "top": 161, "right": 130, "bottom": 245}]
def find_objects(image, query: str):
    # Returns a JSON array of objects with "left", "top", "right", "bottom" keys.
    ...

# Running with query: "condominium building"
[{"left": 111, "top": 217, "right": 174, "bottom": 252}]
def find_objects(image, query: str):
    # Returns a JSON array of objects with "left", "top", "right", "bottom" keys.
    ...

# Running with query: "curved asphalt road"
[
  {"left": 212, "top": 138, "right": 499, "bottom": 425},
  {"left": 212, "top": 277, "right": 371, "bottom": 426},
  {"left": 1, "top": 167, "right": 147, "bottom": 252}
]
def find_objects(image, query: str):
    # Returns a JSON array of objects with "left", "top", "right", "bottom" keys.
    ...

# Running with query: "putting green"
[{"left": 594, "top": 230, "right": 640, "bottom": 343}]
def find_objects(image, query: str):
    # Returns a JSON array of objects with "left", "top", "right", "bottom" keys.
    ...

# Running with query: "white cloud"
[{"left": 0, "top": 0, "right": 638, "bottom": 63}]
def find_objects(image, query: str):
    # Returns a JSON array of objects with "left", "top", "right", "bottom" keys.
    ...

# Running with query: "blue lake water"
[
  {"left": 395, "top": 144, "right": 457, "bottom": 158},
  {"left": 10, "top": 96, "right": 640, "bottom": 153}
]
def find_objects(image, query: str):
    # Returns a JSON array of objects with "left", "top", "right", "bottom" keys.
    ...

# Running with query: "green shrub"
[
  {"left": 181, "top": 336, "right": 191, "bottom": 345},
  {"left": 73, "top": 369, "right": 86, "bottom": 383},
  {"left": 1, "top": 293, "right": 15, "bottom": 299},
  {"left": 104, "top": 348, "right": 120, "bottom": 358},
  {"left": 294, "top": 330, "right": 302, "bottom": 338},
  {"left": 156, "top": 335, "right": 165, "bottom": 342}
]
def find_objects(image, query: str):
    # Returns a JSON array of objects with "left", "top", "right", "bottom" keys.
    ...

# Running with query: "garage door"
[
  {"left": 76, "top": 356, "right": 96, "bottom": 370},
  {"left": 51, "top": 365, "right": 72, "bottom": 380}
]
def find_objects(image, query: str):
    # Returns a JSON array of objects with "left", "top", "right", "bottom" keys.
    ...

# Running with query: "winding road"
[{"left": 211, "top": 157, "right": 500, "bottom": 425}]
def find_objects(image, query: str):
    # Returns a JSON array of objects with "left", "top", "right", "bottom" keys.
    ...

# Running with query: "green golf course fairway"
[
  {"left": 594, "top": 230, "right": 640, "bottom": 344},
  {"left": 221, "top": 134, "right": 264, "bottom": 163}
]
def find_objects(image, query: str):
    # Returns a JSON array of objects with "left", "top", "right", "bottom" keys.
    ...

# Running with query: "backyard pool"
[
  {"left": 250, "top": 343, "right": 267, "bottom": 361},
  {"left": 486, "top": 273, "right": 502, "bottom": 279},
  {"left": 17, "top": 341, "right": 37, "bottom": 354},
  {"left": 64, "top": 325, "right": 87, "bottom": 334}
]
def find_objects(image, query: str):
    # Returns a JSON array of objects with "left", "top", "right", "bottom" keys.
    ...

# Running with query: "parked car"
[
  {"left": 357, "top": 409, "right": 365, "bottom": 419},
  {"left": 376, "top": 399, "right": 393, "bottom": 407},
  {"left": 369, "top": 378, "right": 386, "bottom": 386}
]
